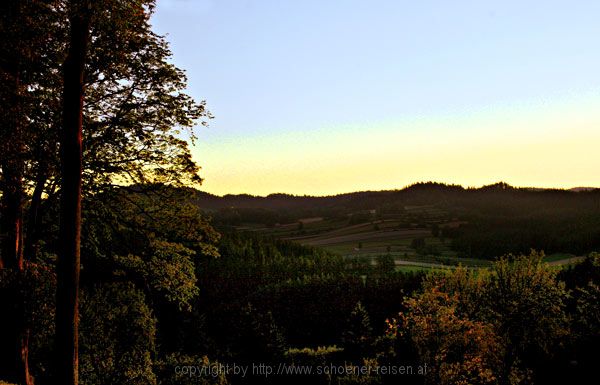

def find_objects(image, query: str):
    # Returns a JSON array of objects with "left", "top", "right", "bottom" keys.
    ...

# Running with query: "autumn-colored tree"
[{"left": 389, "top": 288, "right": 502, "bottom": 385}]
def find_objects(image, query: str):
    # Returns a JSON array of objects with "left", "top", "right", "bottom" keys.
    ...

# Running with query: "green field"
[{"left": 242, "top": 212, "right": 583, "bottom": 272}]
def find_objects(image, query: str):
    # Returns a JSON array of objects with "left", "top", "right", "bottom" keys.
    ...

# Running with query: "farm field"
[{"left": 238, "top": 213, "right": 584, "bottom": 272}]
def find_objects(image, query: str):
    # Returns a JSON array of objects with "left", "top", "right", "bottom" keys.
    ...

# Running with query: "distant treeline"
[
  {"left": 193, "top": 182, "right": 599, "bottom": 215},
  {"left": 196, "top": 182, "right": 600, "bottom": 258}
]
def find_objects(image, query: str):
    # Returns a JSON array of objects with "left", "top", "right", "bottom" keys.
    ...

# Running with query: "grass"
[
  {"left": 395, "top": 265, "right": 435, "bottom": 273},
  {"left": 543, "top": 253, "right": 577, "bottom": 263}
]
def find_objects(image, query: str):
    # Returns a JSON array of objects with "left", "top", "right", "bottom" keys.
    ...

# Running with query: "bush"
[
  {"left": 79, "top": 282, "right": 157, "bottom": 385},
  {"left": 155, "top": 354, "right": 228, "bottom": 385}
]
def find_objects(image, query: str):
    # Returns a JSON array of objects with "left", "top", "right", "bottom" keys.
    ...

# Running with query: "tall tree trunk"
[
  {"left": 0, "top": 8, "right": 31, "bottom": 379},
  {"left": 0, "top": 163, "right": 32, "bottom": 385},
  {"left": 55, "top": 2, "right": 90, "bottom": 385},
  {"left": 0, "top": 176, "right": 30, "bottom": 385},
  {"left": 0, "top": 160, "right": 24, "bottom": 270},
  {"left": 0, "top": 274, "right": 34, "bottom": 385},
  {"left": 24, "top": 168, "right": 48, "bottom": 260},
  {"left": 0, "top": 21, "right": 25, "bottom": 270}
]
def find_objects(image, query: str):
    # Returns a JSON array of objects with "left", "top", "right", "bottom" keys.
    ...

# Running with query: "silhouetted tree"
[
  {"left": 342, "top": 302, "right": 373, "bottom": 361},
  {"left": 54, "top": 2, "right": 91, "bottom": 384}
]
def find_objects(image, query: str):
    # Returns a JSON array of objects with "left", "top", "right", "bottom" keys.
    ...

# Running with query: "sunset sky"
[{"left": 152, "top": 0, "right": 600, "bottom": 196}]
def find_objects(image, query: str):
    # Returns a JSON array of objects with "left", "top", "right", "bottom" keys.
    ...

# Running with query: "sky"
[{"left": 152, "top": 0, "right": 600, "bottom": 196}]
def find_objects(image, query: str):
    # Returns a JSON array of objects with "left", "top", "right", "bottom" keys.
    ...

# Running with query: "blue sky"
[{"left": 152, "top": 0, "right": 600, "bottom": 195}]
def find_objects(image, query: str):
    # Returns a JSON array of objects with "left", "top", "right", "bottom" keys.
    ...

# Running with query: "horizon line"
[{"left": 197, "top": 181, "right": 599, "bottom": 199}]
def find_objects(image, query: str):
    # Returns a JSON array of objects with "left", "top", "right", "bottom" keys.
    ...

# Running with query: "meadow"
[{"left": 225, "top": 198, "right": 586, "bottom": 272}]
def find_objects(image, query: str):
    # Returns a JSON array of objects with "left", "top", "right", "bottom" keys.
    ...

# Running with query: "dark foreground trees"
[
  {"left": 0, "top": 1, "right": 212, "bottom": 384},
  {"left": 173, "top": 241, "right": 600, "bottom": 385},
  {"left": 0, "top": 1, "right": 59, "bottom": 383}
]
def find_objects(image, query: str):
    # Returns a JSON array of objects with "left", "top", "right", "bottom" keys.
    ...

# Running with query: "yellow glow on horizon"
[{"left": 193, "top": 94, "right": 600, "bottom": 196}]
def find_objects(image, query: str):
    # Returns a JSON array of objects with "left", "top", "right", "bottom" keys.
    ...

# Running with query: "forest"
[{"left": 1, "top": 1, "right": 600, "bottom": 385}]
